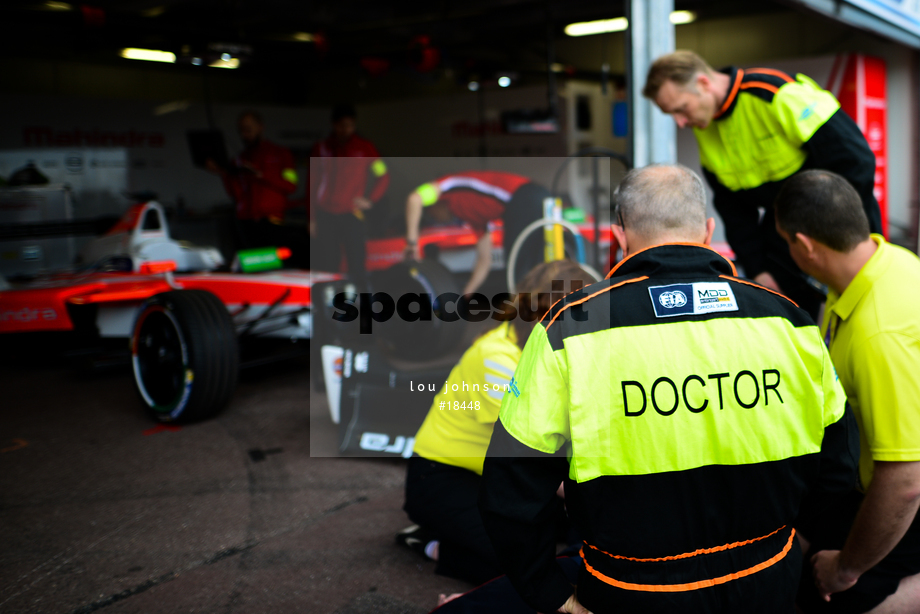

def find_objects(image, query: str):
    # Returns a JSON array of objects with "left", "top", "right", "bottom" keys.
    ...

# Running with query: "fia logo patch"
[
  {"left": 659, "top": 290, "right": 687, "bottom": 308},
  {"left": 649, "top": 282, "right": 739, "bottom": 318},
  {"left": 649, "top": 284, "right": 694, "bottom": 317}
]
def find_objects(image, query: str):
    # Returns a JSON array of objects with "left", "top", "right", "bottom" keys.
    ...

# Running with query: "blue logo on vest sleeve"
[
  {"left": 509, "top": 377, "right": 521, "bottom": 397},
  {"left": 649, "top": 284, "right": 695, "bottom": 318},
  {"left": 799, "top": 102, "right": 817, "bottom": 121}
]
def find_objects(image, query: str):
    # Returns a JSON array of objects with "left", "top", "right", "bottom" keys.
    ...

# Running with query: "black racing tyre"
[
  {"left": 131, "top": 290, "right": 239, "bottom": 423},
  {"left": 370, "top": 259, "right": 465, "bottom": 361}
]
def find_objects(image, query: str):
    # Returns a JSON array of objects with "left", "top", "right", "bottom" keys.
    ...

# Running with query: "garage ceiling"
[{"left": 0, "top": 0, "right": 786, "bottom": 103}]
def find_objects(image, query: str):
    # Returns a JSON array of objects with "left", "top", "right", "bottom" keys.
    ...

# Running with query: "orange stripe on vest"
[
  {"left": 747, "top": 68, "right": 794, "bottom": 82},
  {"left": 586, "top": 525, "right": 787, "bottom": 562},
  {"left": 740, "top": 81, "right": 779, "bottom": 95},
  {"left": 544, "top": 276, "right": 649, "bottom": 331},
  {"left": 581, "top": 527, "right": 795, "bottom": 593}
]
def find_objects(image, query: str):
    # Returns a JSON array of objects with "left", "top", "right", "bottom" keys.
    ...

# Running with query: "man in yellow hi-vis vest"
[
  {"left": 479, "top": 164, "right": 858, "bottom": 614},
  {"left": 644, "top": 51, "right": 882, "bottom": 318}
]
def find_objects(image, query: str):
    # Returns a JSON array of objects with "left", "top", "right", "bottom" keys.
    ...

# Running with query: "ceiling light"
[
  {"left": 141, "top": 5, "right": 166, "bottom": 18},
  {"left": 120, "top": 48, "right": 176, "bottom": 63},
  {"left": 565, "top": 11, "right": 696, "bottom": 37},
  {"left": 209, "top": 57, "right": 240, "bottom": 69},
  {"left": 41, "top": 1, "right": 72, "bottom": 10},
  {"left": 468, "top": 81, "right": 479, "bottom": 92},
  {"left": 670, "top": 10, "right": 696, "bottom": 24},
  {"left": 293, "top": 32, "right": 314, "bottom": 42},
  {"left": 564, "top": 17, "right": 628, "bottom": 36},
  {"left": 497, "top": 76, "right": 511, "bottom": 87},
  {"left": 153, "top": 100, "right": 190, "bottom": 115}
]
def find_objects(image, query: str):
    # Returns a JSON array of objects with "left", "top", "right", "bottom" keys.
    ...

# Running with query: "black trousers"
[
  {"left": 311, "top": 209, "right": 368, "bottom": 289},
  {"left": 763, "top": 251, "right": 825, "bottom": 321},
  {"left": 761, "top": 209, "right": 826, "bottom": 320},
  {"left": 503, "top": 183, "right": 551, "bottom": 287},
  {"left": 403, "top": 456, "right": 504, "bottom": 585},
  {"left": 797, "top": 490, "right": 920, "bottom": 613},
  {"left": 436, "top": 555, "right": 583, "bottom": 614}
]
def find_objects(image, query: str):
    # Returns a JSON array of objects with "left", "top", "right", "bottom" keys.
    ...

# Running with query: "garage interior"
[{"left": 2, "top": 0, "right": 919, "bottom": 612}]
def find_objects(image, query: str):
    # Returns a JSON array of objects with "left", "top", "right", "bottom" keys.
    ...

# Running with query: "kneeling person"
[{"left": 399, "top": 260, "right": 595, "bottom": 586}]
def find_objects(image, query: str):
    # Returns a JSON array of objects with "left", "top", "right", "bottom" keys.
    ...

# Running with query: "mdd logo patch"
[{"left": 649, "top": 282, "right": 738, "bottom": 318}]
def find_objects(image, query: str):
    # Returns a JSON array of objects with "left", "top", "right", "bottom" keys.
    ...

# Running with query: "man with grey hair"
[
  {"left": 612, "top": 162, "right": 709, "bottom": 242},
  {"left": 479, "top": 164, "right": 857, "bottom": 614}
]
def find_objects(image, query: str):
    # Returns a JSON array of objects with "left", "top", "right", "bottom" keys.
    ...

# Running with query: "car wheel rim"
[{"left": 132, "top": 306, "right": 190, "bottom": 413}]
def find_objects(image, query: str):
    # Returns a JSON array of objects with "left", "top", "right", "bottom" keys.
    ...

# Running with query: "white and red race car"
[{"left": 0, "top": 201, "right": 333, "bottom": 423}]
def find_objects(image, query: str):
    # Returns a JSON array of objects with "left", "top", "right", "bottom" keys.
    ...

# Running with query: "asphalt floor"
[{"left": 0, "top": 342, "right": 472, "bottom": 614}]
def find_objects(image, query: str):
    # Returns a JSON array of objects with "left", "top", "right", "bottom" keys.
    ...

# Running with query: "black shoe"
[{"left": 395, "top": 524, "right": 436, "bottom": 558}]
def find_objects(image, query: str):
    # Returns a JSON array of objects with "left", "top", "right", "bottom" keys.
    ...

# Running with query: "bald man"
[{"left": 479, "top": 164, "right": 858, "bottom": 614}]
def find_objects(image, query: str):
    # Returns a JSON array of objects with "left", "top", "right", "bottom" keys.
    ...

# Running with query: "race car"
[{"left": 0, "top": 200, "right": 328, "bottom": 424}]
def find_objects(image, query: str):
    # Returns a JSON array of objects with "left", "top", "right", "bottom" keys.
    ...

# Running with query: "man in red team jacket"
[
  {"left": 310, "top": 103, "right": 389, "bottom": 289},
  {"left": 404, "top": 171, "right": 549, "bottom": 294},
  {"left": 208, "top": 110, "right": 298, "bottom": 252}
]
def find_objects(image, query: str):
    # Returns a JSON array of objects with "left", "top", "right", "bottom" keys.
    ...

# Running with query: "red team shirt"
[
  {"left": 223, "top": 139, "right": 297, "bottom": 222},
  {"left": 426, "top": 171, "right": 531, "bottom": 237},
  {"left": 310, "top": 134, "right": 390, "bottom": 216}
]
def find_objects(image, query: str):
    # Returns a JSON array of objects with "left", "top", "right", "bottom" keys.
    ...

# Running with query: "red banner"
[{"left": 827, "top": 54, "right": 888, "bottom": 238}]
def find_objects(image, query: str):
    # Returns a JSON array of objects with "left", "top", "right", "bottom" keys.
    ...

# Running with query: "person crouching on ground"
[{"left": 397, "top": 259, "right": 596, "bottom": 586}]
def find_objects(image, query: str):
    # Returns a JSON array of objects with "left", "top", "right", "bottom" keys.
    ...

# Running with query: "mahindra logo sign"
[
  {"left": 0, "top": 307, "right": 58, "bottom": 322},
  {"left": 22, "top": 127, "right": 165, "bottom": 148}
]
